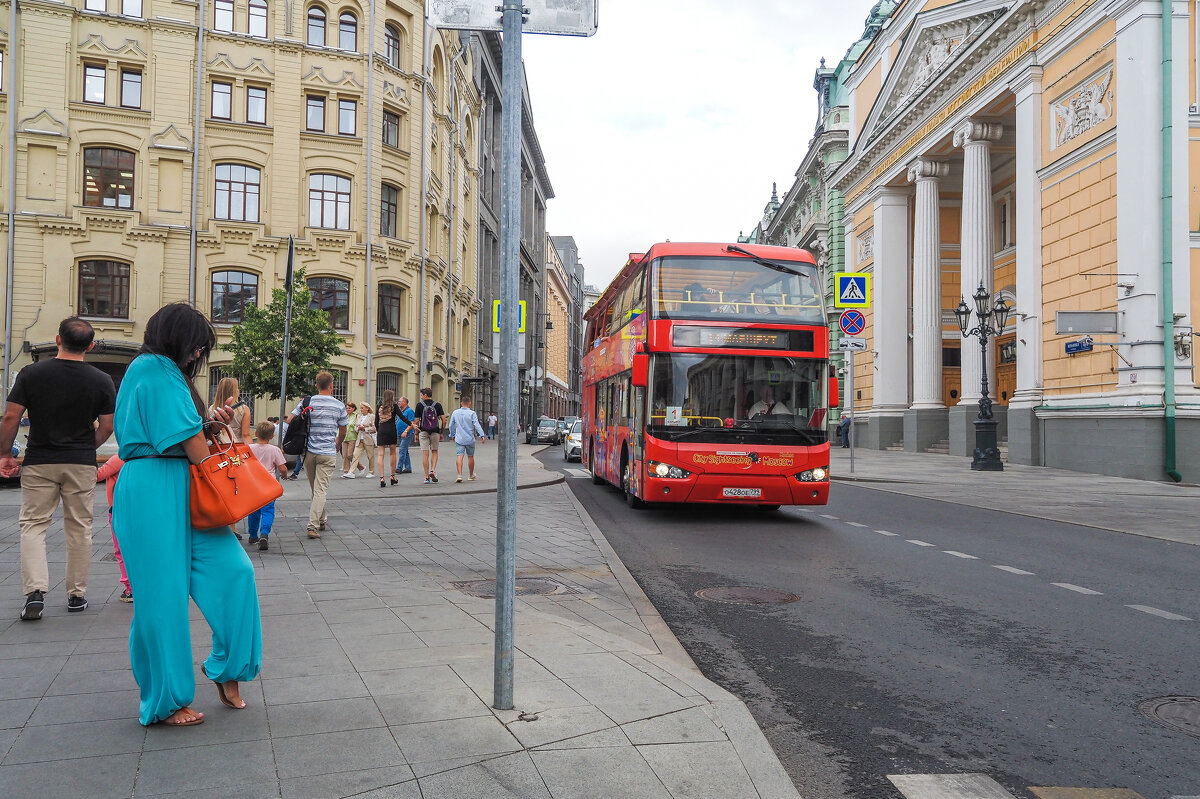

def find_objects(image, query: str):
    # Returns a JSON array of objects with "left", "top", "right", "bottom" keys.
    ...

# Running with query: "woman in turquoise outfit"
[{"left": 113, "top": 303, "right": 262, "bottom": 727}]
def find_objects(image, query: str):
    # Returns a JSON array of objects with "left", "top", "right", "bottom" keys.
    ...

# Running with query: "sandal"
[
  {"left": 215, "top": 680, "right": 247, "bottom": 710},
  {"left": 162, "top": 706, "right": 205, "bottom": 726}
]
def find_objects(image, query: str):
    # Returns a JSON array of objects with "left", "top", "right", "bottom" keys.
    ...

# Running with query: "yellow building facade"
[
  {"left": 0, "top": 0, "right": 480, "bottom": 414},
  {"left": 542, "top": 231, "right": 569, "bottom": 419},
  {"left": 834, "top": 0, "right": 1198, "bottom": 480}
]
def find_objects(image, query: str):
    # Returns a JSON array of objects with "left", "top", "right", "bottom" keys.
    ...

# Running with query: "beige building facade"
[
  {"left": 0, "top": 0, "right": 480, "bottom": 414},
  {"left": 542, "top": 231, "right": 568, "bottom": 419},
  {"left": 833, "top": 0, "right": 1199, "bottom": 480}
]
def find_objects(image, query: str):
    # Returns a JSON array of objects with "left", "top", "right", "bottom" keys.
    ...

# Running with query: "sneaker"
[
  {"left": 342, "top": 471, "right": 356, "bottom": 479},
  {"left": 234, "top": 532, "right": 243, "bottom": 540},
  {"left": 258, "top": 537, "right": 269, "bottom": 551},
  {"left": 67, "top": 595, "right": 88, "bottom": 613},
  {"left": 455, "top": 476, "right": 463, "bottom": 483},
  {"left": 468, "top": 474, "right": 477, "bottom": 481},
  {"left": 424, "top": 477, "right": 431, "bottom": 484},
  {"left": 319, "top": 521, "right": 326, "bottom": 531},
  {"left": 307, "top": 529, "right": 321, "bottom": 539},
  {"left": 247, "top": 536, "right": 260, "bottom": 544},
  {"left": 20, "top": 590, "right": 44, "bottom": 621},
  {"left": 119, "top": 589, "right": 133, "bottom": 603},
  {"left": 365, "top": 472, "right": 375, "bottom": 478},
  {"left": 430, "top": 472, "right": 439, "bottom": 483}
]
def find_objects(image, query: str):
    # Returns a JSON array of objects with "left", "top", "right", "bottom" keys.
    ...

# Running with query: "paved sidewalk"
[
  {"left": 831, "top": 447, "right": 1200, "bottom": 545},
  {"left": 0, "top": 446, "right": 799, "bottom": 798}
]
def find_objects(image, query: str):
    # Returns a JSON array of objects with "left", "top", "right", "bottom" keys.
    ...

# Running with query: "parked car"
[
  {"left": 562, "top": 420, "right": 583, "bottom": 462},
  {"left": 535, "top": 418, "right": 560, "bottom": 445}
]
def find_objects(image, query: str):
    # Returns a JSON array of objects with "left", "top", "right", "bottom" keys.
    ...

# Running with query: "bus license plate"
[{"left": 723, "top": 487, "right": 762, "bottom": 498}]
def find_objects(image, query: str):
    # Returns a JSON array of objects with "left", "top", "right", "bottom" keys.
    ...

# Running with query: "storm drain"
[
  {"left": 1138, "top": 696, "right": 1200, "bottom": 737},
  {"left": 694, "top": 586, "right": 800, "bottom": 605},
  {"left": 453, "top": 578, "right": 579, "bottom": 598}
]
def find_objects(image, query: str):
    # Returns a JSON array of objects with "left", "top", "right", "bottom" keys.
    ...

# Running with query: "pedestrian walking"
[
  {"left": 415, "top": 387, "right": 446, "bottom": 484},
  {"left": 247, "top": 421, "right": 287, "bottom": 551},
  {"left": 0, "top": 316, "right": 116, "bottom": 621},
  {"left": 352, "top": 401, "right": 376, "bottom": 477},
  {"left": 487, "top": 411, "right": 497, "bottom": 440},
  {"left": 395, "top": 395, "right": 416, "bottom": 474},
  {"left": 111, "top": 302, "right": 259, "bottom": 727},
  {"left": 341, "top": 401, "right": 360, "bottom": 478},
  {"left": 374, "top": 389, "right": 401, "bottom": 487},
  {"left": 293, "top": 371, "right": 348, "bottom": 539},
  {"left": 96, "top": 452, "right": 132, "bottom": 602},
  {"left": 448, "top": 395, "right": 486, "bottom": 482},
  {"left": 837, "top": 415, "right": 851, "bottom": 448}
]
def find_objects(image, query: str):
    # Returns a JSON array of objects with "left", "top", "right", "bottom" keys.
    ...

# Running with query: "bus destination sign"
[{"left": 672, "top": 326, "right": 814, "bottom": 351}]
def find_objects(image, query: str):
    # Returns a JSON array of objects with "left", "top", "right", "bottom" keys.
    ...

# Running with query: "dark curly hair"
[{"left": 140, "top": 303, "right": 217, "bottom": 419}]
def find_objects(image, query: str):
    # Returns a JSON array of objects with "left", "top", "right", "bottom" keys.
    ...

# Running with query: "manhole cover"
[
  {"left": 453, "top": 578, "right": 578, "bottom": 598},
  {"left": 1139, "top": 696, "right": 1200, "bottom": 737},
  {"left": 695, "top": 586, "right": 800, "bottom": 605}
]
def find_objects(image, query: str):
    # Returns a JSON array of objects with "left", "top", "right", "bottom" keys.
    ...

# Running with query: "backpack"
[
  {"left": 419, "top": 399, "right": 440, "bottom": 432},
  {"left": 281, "top": 396, "right": 312, "bottom": 456}
]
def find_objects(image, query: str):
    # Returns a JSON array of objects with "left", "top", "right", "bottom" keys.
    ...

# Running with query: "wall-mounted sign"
[
  {"left": 1065, "top": 338, "right": 1094, "bottom": 355},
  {"left": 1055, "top": 310, "right": 1117, "bottom": 335}
]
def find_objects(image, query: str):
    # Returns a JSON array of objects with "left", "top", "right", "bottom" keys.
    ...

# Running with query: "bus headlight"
[
  {"left": 795, "top": 467, "right": 829, "bottom": 482},
  {"left": 647, "top": 460, "right": 691, "bottom": 479}
]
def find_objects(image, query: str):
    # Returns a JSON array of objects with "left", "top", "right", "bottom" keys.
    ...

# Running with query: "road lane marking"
[
  {"left": 993, "top": 565, "right": 1035, "bottom": 575},
  {"left": 1052, "top": 583, "right": 1103, "bottom": 596},
  {"left": 907, "top": 540, "right": 936, "bottom": 547},
  {"left": 565, "top": 468, "right": 592, "bottom": 479},
  {"left": 889, "top": 773, "right": 1017, "bottom": 799},
  {"left": 1031, "top": 788, "right": 1148, "bottom": 799},
  {"left": 875, "top": 530, "right": 899, "bottom": 536},
  {"left": 846, "top": 521, "right": 867, "bottom": 528},
  {"left": 1126, "top": 605, "right": 1193, "bottom": 621},
  {"left": 819, "top": 514, "right": 838, "bottom": 519},
  {"left": 943, "top": 551, "right": 979, "bottom": 560}
]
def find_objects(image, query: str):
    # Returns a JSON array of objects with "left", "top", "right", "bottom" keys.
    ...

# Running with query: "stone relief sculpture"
[
  {"left": 857, "top": 228, "right": 874, "bottom": 262},
  {"left": 1051, "top": 68, "right": 1113, "bottom": 150}
]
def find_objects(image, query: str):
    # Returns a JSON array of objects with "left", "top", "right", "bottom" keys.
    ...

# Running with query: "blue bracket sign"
[{"left": 1065, "top": 337, "right": 1094, "bottom": 355}]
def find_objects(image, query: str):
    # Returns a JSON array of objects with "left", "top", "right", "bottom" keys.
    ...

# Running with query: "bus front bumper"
[{"left": 643, "top": 472, "right": 829, "bottom": 505}]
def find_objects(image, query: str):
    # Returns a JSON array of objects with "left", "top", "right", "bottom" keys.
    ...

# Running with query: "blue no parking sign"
[{"left": 839, "top": 310, "right": 865, "bottom": 336}]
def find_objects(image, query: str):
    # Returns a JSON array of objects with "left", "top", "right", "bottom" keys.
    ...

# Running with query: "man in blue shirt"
[
  {"left": 447, "top": 395, "right": 486, "bottom": 483},
  {"left": 394, "top": 395, "right": 416, "bottom": 475},
  {"left": 291, "top": 371, "right": 348, "bottom": 538}
]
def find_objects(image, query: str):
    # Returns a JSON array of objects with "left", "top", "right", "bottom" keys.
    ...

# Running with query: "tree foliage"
[{"left": 220, "top": 267, "right": 343, "bottom": 401}]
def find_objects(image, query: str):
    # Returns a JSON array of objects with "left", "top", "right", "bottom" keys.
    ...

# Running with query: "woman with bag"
[
  {"left": 341, "top": 401, "right": 360, "bottom": 478},
  {"left": 374, "top": 389, "right": 402, "bottom": 487},
  {"left": 112, "top": 303, "right": 262, "bottom": 727},
  {"left": 352, "top": 401, "right": 376, "bottom": 477}
]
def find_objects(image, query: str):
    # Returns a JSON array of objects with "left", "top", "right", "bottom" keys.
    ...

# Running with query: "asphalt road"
[{"left": 539, "top": 449, "right": 1200, "bottom": 799}]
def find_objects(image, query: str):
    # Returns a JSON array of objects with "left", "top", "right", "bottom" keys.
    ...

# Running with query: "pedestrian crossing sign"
[
  {"left": 492, "top": 300, "right": 527, "bottom": 333},
  {"left": 834, "top": 273, "right": 871, "bottom": 308}
]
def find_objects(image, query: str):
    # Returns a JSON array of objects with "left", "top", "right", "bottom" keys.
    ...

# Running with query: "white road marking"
[
  {"left": 907, "top": 539, "right": 936, "bottom": 547},
  {"left": 1052, "top": 583, "right": 1103, "bottom": 596},
  {"left": 565, "top": 468, "right": 592, "bottom": 479},
  {"left": 888, "top": 773, "right": 1016, "bottom": 799},
  {"left": 993, "top": 565, "right": 1035, "bottom": 576},
  {"left": 819, "top": 514, "right": 838, "bottom": 519},
  {"left": 875, "top": 530, "right": 899, "bottom": 536},
  {"left": 943, "top": 551, "right": 979, "bottom": 560},
  {"left": 1127, "top": 604, "right": 1193, "bottom": 621},
  {"left": 846, "top": 521, "right": 867, "bottom": 528}
]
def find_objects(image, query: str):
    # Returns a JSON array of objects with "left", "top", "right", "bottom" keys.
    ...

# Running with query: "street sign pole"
[
  {"left": 847, "top": 348, "right": 855, "bottom": 474},
  {"left": 277, "top": 236, "right": 295, "bottom": 449}
]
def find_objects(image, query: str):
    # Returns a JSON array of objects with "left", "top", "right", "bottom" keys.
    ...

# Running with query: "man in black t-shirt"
[{"left": 0, "top": 317, "right": 116, "bottom": 621}]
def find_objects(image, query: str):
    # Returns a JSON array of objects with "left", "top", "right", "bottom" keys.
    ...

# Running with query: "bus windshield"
[
  {"left": 648, "top": 354, "right": 828, "bottom": 445},
  {"left": 651, "top": 255, "right": 823, "bottom": 323}
]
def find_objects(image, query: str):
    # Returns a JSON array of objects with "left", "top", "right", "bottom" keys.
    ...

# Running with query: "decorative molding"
[
  {"left": 953, "top": 119, "right": 1004, "bottom": 147},
  {"left": 18, "top": 109, "right": 68, "bottom": 138},
  {"left": 301, "top": 67, "right": 363, "bottom": 90},
  {"left": 1049, "top": 65, "right": 1112, "bottom": 151},
  {"left": 907, "top": 158, "right": 949, "bottom": 183},
  {"left": 150, "top": 124, "right": 192, "bottom": 151},
  {"left": 207, "top": 53, "right": 275, "bottom": 78},
  {"left": 77, "top": 34, "right": 147, "bottom": 62},
  {"left": 856, "top": 228, "right": 874, "bottom": 262},
  {"left": 381, "top": 81, "right": 411, "bottom": 105}
]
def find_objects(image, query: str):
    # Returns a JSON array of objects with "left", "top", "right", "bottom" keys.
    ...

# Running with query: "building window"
[
  {"left": 85, "top": 0, "right": 105, "bottom": 11},
  {"left": 385, "top": 24, "right": 401, "bottom": 68},
  {"left": 84, "top": 65, "right": 106, "bottom": 104},
  {"left": 339, "top": 12, "right": 357, "bottom": 51},
  {"left": 79, "top": 260, "right": 131, "bottom": 318},
  {"left": 122, "top": 0, "right": 142, "bottom": 17},
  {"left": 83, "top": 148, "right": 135, "bottom": 209},
  {"left": 0, "top": 52, "right": 4, "bottom": 92},
  {"left": 377, "top": 283, "right": 403, "bottom": 335},
  {"left": 211, "top": 270, "right": 259, "bottom": 324},
  {"left": 380, "top": 183, "right": 398, "bottom": 237},
  {"left": 338, "top": 99, "right": 356, "bottom": 135},
  {"left": 330, "top": 369, "right": 348, "bottom": 402},
  {"left": 376, "top": 371, "right": 401, "bottom": 407},
  {"left": 214, "top": 163, "right": 261, "bottom": 222},
  {"left": 120, "top": 70, "right": 141, "bottom": 108},
  {"left": 248, "top": 0, "right": 268, "bottom": 37},
  {"left": 306, "top": 95, "right": 325, "bottom": 131},
  {"left": 308, "top": 276, "right": 350, "bottom": 330},
  {"left": 247, "top": 86, "right": 267, "bottom": 124},
  {"left": 214, "top": 0, "right": 234, "bottom": 32},
  {"left": 996, "top": 195, "right": 1013, "bottom": 250},
  {"left": 308, "top": 173, "right": 350, "bottom": 229},
  {"left": 212, "top": 81, "right": 232, "bottom": 119},
  {"left": 383, "top": 110, "right": 399, "bottom": 147},
  {"left": 307, "top": 6, "right": 325, "bottom": 46}
]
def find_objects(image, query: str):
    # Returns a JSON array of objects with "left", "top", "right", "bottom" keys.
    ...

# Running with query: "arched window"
[
  {"left": 385, "top": 24, "right": 401, "bottom": 68},
  {"left": 433, "top": 296, "right": 444, "bottom": 342},
  {"left": 214, "top": 164, "right": 262, "bottom": 222},
  {"left": 308, "top": 276, "right": 350, "bottom": 330},
  {"left": 432, "top": 52, "right": 444, "bottom": 110},
  {"left": 377, "top": 283, "right": 404, "bottom": 335},
  {"left": 248, "top": 0, "right": 268, "bottom": 37},
  {"left": 308, "top": 173, "right": 351, "bottom": 229},
  {"left": 211, "top": 270, "right": 259, "bottom": 323},
  {"left": 83, "top": 147, "right": 135, "bottom": 209},
  {"left": 79, "top": 260, "right": 131, "bottom": 318},
  {"left": 307, "top": 6, "right": 326, "bottom": 46},
  {"left": 461, "top": 320, "right": 471, "bottom": 362},
  {"left": 339, "top": 11, "right": 357, "bottom": 51}
]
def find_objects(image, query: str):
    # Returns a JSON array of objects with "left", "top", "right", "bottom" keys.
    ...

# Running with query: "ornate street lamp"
[{"left": 954, "top": 282, "right": 1012, "bottom": 471}]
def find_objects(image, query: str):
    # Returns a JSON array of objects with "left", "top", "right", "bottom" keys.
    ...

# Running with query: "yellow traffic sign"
[
  {"left": 492, "top": 300, "right": 526, "bottom": 333},
  {"left": 834, "top": 273, "right": 871, "bottom": 308}
]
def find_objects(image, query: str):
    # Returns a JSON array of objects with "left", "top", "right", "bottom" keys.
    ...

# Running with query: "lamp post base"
[{"left": 971, "top": 417, "right": 1004, "bottom": 471}]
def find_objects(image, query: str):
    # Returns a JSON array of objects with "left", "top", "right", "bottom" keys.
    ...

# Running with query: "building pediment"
[
  {"left": 150, "top": 124, "right": 192, "bottom": 151},
  {"left": 18, "top": 109, "right": 68, "bottom": 138},
  {"left": 208, "top": 54, "right": 275, "bottom": 78},
  {"left": 77, "top": 34, "right": 147, "bottom": 62},
  {"left": 301, "top": 67, "right": 362, "bottom": 90}
]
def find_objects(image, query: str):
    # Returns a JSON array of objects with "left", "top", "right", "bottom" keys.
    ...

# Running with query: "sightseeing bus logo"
[{"left": 691, "top": 452, "right": 795, "bottom": 469}]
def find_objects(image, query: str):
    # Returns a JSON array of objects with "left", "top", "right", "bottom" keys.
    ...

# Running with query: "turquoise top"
[{"left": 115, "top": 354, "right": 204, "bottom": 460}]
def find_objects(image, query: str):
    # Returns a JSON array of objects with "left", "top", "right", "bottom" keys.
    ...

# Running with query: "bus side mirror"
[
  {"left": 631, "top": 353, "right": 648, "bottom": 388},
  {"left": 828, "top": 376, "right": 839, "bottom": 408}
]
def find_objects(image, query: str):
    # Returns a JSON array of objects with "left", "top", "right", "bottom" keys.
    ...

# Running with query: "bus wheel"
[
  {"left": 590, "top": 445, "right": 604, "bottom": 485},
  {"left": 622, "top": 461, "right": 645, "bottom": 509}
]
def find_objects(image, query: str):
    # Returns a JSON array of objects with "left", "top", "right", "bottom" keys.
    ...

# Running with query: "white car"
[{"left": 562, "top": 420, "right": 582, "bottom": 462}]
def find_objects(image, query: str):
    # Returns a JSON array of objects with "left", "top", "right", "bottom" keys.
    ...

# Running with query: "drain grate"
[
  {"left": 1139, "top": 696, "right": 1200, "bottom": 737},
  {"left": 695, "top": 586, "right": 801, "bottom": 605},
  {"left": 453, "top": 578, "right": 579, "bottom": 598}
]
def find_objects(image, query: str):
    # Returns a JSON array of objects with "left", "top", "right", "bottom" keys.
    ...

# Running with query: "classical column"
[{"left": 868, "top": 186, "right": 910, "bottom": 450}]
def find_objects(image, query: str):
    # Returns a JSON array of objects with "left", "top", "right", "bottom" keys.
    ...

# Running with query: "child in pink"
[{"left": 96, "top": 453, "right": 132, "bottom": 602}]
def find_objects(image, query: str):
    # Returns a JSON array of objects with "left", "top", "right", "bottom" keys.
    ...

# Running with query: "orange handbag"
[{"left": 189, "top": 423, "right": 283, "bottom": 530}]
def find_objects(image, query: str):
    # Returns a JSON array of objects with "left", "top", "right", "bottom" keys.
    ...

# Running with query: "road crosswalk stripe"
[
  {"left": 1126, "top": 604, "right": 1193, "bottom": 621},
  {"left": 907, "top": 539, "right": 936, "bottom": 547},
  {"left": 888, "top": 773, "right": 1016, "bottom": 799},
  {"left": 846, "top": 521, "right": 867, "bottom": 527},
  {"left": 993, "top": 565, "right": 1035, "bottom": 575},
  {"left": 1030, "top": 788, "right": 1148, "bottom": 798},
  {"left": 944, "top": 551, "right": 979, "bottom": 560},
  {"left": 1052, "top": 583, "right": 1103, "bottom": 595},
  {"left": 875, "top": 530, "right": 899, "bottom": 536}
]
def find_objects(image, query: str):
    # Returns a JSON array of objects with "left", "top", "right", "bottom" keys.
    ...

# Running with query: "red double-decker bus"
[{"left": 582, "top": 242, "right": 833, "bottom": 509}]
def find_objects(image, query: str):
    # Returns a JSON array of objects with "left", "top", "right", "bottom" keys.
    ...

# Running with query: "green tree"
[{"left": 221, "top": 267, "right": 342, "bottom": 401}]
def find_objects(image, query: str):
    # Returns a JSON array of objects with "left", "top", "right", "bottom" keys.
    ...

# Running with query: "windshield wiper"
[{"left": 726, "top": 244, "right": 805, "bottom": 278}]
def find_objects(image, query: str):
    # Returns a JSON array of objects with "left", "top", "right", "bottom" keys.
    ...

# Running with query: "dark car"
[{"left": 535, "top": 418, "right": 560, "bottom": 445}]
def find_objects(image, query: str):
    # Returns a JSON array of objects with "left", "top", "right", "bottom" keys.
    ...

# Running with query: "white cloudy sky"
[{"left": 521, "top": 0, "right": 876, "bottom": 290}]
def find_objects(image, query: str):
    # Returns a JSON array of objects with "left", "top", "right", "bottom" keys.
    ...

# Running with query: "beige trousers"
[
  {"left": 352, "top": 437, "right": 376, "bottom": 473},
  {"left": 20, "top": 463, "right": 97, "bottom": 597},
  {"left": 304, "top": 453, "right": 337, "bottom": 532}
]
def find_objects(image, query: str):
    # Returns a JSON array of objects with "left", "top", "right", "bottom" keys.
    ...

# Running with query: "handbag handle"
[{"left": 202, "top": 421, "right": 237, "bottom": 456}]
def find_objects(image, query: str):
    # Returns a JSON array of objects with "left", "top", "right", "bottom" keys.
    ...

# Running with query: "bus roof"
[{"left": 585, "top": 242, "right": 818, "bottom": 323}]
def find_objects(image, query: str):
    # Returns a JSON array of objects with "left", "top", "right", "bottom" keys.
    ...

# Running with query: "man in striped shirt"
[{"left": 291, "top": 371, "right": 348, "bottom": 539}]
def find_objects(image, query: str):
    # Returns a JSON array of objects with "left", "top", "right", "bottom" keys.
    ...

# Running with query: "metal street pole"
[
  {"left": 493, "top": 0, "right": 523, "bottom": 711},
  {"left": 847, "top": 349, "right": 855, "bottom": 474},
  {"left": 278, "top": 236, "right": 295, "bottom": 448}
]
